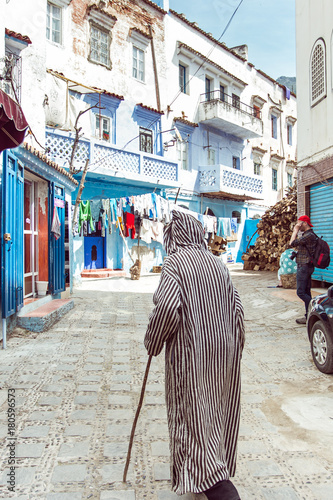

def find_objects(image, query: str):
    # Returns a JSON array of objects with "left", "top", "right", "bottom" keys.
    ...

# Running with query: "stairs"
[{"left": 17, "top": 299, "right": 74, "bottom": 333}]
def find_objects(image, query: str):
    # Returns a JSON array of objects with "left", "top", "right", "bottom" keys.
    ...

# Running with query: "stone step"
[
  {"left": 17, "top": 299, "right": 74, "bottom": 333},
  {"left": 81, "top": 269, "right": 126, "bottom": 279}
]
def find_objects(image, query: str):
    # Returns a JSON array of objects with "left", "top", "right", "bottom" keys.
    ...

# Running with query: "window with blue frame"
[
  {"left": 232, "top": 156, "right": 240, "bottom": 170},
  {"left": 272, "top": 168, "right": 278, "bottom": 190},
  {"left": 95, "top": 114, "right": 111, "bottom": 142},
  {"left": 177, "top": 140, "right": 188, "bottom": 170},
  {"left": 139, "top": 127, "right": 153, "bottom": 154},
  {"left": 271, "top": 115, "right": 278, "bottom": 139},
  {"left": 287, "top": 172, "right": 293, "bottom": 187}
]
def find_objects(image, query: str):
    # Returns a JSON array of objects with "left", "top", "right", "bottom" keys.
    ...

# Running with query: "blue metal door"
[
  {"left": 1, "top": 151, "right": 24, "bottom": 318},
  {"left": 310, "top": 181, "right": 333, "bottom": 283},
  {"left": 49, "top": 182, "right": 65, "bottom": 294},
  {"left": 84, "top": 237, "right": 104, "bottom": 269}
]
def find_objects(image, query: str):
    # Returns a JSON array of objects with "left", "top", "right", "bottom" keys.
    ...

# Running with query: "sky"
[{"left": 166, "top": 0, "right": 296, "bottom": 80}]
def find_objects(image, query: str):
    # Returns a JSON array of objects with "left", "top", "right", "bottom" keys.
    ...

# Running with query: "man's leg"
[
  {"left": 296, "top": 264, "right": 312, "bottom": 316},
  {"left": 203, "top": 479, "right": 241, "bottom": 500}
]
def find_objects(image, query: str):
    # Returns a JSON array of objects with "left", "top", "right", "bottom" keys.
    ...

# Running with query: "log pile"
[{"left": 242, "top": 186, "right": 297, "bottom": 271}]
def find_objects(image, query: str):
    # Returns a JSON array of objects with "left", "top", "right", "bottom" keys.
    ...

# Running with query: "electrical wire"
[{"left": 81, "top": 0, "right": 246, "bottom": 173}]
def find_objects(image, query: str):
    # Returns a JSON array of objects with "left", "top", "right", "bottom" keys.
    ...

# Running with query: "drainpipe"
[{"left": 148, "top": 24, "right": 161, "bottom": 112}]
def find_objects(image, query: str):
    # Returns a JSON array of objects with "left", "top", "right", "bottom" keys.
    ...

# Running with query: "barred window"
[{"left": 310, "top": 38, "right": 326, "bottom": 106}]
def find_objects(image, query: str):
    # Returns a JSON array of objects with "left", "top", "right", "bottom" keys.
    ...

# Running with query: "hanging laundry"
[
  {"left": 141, "top": 218, "right": 153, "bottom": 244},
  {"left": 124, "top": 212, "right": 136, "bottom": 239},
  {"left": 134, "top": 213, "right": 142, "bottom": 237},
  {"left": 90, "top": 200, "right": 102, "bottom": 227},
  {"left": 231, "top": 218, "right": 238, "bottom": 233},
  {"left": 110, "top": 198, "right": 117, "bottom": 224},
  {"left": 151, "top": 221, "right": 164, "bottom": 244},
  {"left": 78, "top": 201, "right": 94, "bottom": 233},
  {"left": 217, "top": 218, "right": 232, "bottom": 237},
  {"left": 51, "top": 206, "right": 61, "bottom": 240}
]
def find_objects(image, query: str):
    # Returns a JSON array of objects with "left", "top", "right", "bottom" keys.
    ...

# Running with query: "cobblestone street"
[{"left": 0, "top": 266, "right": 333, "bottom": 500}]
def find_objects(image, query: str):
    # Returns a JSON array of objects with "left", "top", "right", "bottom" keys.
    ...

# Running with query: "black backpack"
[{"left": 308, "top": 234, "right": 331, "bottom": 269}]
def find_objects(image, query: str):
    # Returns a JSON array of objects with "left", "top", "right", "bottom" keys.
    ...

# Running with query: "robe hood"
[{"left": 163, "top": 210, "right": 207, "bottom": 255}]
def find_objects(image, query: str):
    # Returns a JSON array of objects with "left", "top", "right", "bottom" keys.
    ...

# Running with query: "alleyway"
[{"left": 0, "top": 266, "right": 332, "bottom": 500}]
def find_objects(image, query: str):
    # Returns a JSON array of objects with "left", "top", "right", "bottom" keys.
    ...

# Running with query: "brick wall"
[{"left": 297, "top": 154, "right": 333, "bottom": 215}]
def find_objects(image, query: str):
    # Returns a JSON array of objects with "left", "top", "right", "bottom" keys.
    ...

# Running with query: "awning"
[{"left": 0, "top": 89, "right": 28, "bottom": 152}]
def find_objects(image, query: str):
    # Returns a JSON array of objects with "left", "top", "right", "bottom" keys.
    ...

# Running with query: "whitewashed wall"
[
  {"left": 296, "top": 0, "right": 333, "bottom": 167},
  {"left": 161, "top": 11, "right": 297, "bottom": 208}
]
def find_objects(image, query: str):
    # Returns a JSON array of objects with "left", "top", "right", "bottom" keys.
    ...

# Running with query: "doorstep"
[
  {"left": 17, "top": 299, "right": 74, "bottom": 333},
  {"left": 81, "top": 269, "right": 126, "bottom": 279}
]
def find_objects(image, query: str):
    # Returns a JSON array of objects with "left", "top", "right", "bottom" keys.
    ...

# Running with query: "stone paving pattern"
[{"left": 0, "top": 267, "right": 332, "bottom": 499}]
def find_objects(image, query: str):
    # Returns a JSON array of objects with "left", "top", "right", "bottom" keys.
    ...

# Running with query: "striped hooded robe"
[{"left": 144, "top": 210, "right": 245, "bottom": 495}]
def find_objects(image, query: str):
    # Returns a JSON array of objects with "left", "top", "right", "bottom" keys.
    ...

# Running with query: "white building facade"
[
  {"left": 296, "top": 0, "right": 333, "bottom": 283},
  {"left": 1, "top": 0, "right": 297, "bottom": 295}
]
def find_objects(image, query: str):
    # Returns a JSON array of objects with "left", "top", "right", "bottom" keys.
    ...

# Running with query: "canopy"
[{"left": 0, "top": 89, "right": 28, "bottom": 152}]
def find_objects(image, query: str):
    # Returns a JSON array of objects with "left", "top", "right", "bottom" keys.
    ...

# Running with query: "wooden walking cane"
[{"left": 123, "top": 354, "right": 153, "bottom": 482}]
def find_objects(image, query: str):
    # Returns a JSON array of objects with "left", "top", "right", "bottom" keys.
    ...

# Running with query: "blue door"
[
  {"left": 310, "top": 181, "right": 333, "bottom": 283},
  {"left": 49, "top": 182, "right": 66, "bottom": 294},
  {"left": 1, "top": 150, "right": 24, "bottom": 318},
  {"left": 84, "top": 237, "right": 104, "bottom": 269}
]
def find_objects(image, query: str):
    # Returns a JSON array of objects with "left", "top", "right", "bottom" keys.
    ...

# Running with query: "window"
[
  {"left": 139, "top": 127, "right": 153, "bottom": 153},
  {"left": 254, "top": 162, "right": 261, "bottom": 175},
  {"left": 133, "top": 46, "right": 144, "bottom": 82},
  {"left": 310, "top": 38, "right": 326, "bottom": 106},
  {"left": 177, "top": 140, "right": 188, "bottom": 170},
  {"left": 207, "top": 148, "right": 215, "bottom": 165},
  {"left": 232, "top": 210, "right": 241, "bottom": 224},
  {"left": 205, "top": 77, "right": 212, "bottom": 101},
  {"left": 95, "top": 114, "right": 110, "bottom": 142},
  {"left": 253, "top": 105, "right": 260, "bottom": 119},
  {"left": 179, "top": 64, "right": 187, "bottom": 94},
  {"left": 271, "top": 115, "right": 278, "bottom": 139},
  {"left": 287, "top": 172, "right": 293, "bottom": 187},
  {"left": 220, "top": 85, "right": 225, "bottom": 102},
  {"left": 272, "top": 168, "right": 278, "bottom": 191},
  {"left": 232, "top": 156, "right": 240, "bottom": 170},
  {"left": 287, "top": 123, "right": 292, "bottom": 145},
  {"left": 90, "top": 25, "right": 109, "bottom": 67},
  {"left": 232, "top": 94, "right": 240, "bottom": 109},
  {"left": 47, "top": 2, "right": 62, "bottom": 44}
]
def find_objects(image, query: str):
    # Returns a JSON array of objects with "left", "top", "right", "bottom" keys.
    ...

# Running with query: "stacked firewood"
[{"left": 242, "top": 186, "right": 297, "bottom": 271}]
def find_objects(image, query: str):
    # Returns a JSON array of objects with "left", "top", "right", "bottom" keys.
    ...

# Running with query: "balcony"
[
  {"left": 199, "top": 164, "right": 263, "bottom": 201},
  {"left": 198, "top": 91, "right": 263, "bottom": 139},
  {"left": 45, "top": 129, "right": 179, "bottom": 189}
]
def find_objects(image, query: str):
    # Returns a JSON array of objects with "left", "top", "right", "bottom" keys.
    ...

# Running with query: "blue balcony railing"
[{"left": 45, "top": 129, "right": 178, "bottom": 183}]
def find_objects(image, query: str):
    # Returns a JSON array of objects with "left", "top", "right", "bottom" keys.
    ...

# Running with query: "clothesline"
[{"left": 72, "top": 193, "right": 237, "bottom": 241}]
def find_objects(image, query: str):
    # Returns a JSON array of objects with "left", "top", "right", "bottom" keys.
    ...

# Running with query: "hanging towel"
[
  {"left": 151, "top": 221, "right": 164, "bottom": 244},
  {"left": 141, "top": 218, "right": 152, "bottom": 244},
  {"left": 51, "top": 207, "right": 61, "bottom": 240},
  {"left": 284, "top": 86, "right": 291, "bottom": 100}
]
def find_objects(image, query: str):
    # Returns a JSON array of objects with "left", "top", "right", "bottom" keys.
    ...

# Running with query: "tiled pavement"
[{"left": 0, "top": 267, "right": 332, "bottom": 499}]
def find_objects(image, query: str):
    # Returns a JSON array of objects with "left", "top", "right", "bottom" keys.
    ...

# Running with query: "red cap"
[{"left": 298, "top": 215, "right": 313, "bottom": 227}]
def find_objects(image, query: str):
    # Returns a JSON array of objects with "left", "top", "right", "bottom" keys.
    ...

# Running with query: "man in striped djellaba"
[{"left": 145, "top": 210, "right": 245, "bottom": 500}]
